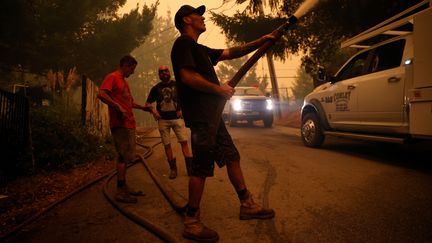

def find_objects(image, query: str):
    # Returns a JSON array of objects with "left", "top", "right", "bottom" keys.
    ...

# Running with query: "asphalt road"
[
  {"left": 5, "top": 124, "right": 432, "bottom": 242},
  {"left": 228, "top": 124, "right": 432, "bottom": 242}
]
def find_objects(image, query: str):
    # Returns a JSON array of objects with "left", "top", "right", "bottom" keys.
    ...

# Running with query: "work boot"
[
  {"left": 168, "top": 158, "right": 177, "bottom": 179},
  {"left": 183, "top": 211, "right": 219, "bottom": 242},
  {"left": 239, "top": 191, "right": 275, "bottom": 220},
  {"left": 185, "top": 157, "right": 193, "bottom": 176},
  {"left": 115, "top": 189, "right": 138, "bottom": 204}
]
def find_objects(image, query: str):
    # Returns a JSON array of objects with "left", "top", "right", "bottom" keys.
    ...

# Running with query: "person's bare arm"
[
  {"left": 179, "top": 68, "right": 234, "bottom": 99},
  {"left": 144, "top": 102, "right": 160, "bottom": 120},
  {"left": 133, "top": 102, "right": 152, "bottom": 112},
  {"left": 218, "top": 32, "right": 277, "bottom": 61},
  {"left": 97, "top": 89, "right": 126, "bottom": 116}
]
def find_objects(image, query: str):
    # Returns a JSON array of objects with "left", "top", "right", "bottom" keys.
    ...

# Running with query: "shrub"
[{"left": 30, "top": 102, "right": 114, "bottom": 170}]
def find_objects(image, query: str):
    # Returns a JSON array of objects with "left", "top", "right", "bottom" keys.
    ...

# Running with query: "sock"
[
  {"left": 186, "top": 205, "right": 199, "bottom": 217},
  {"left": 117, "top": 180, "right": 126, "bottom": 188},
  {"left": 237, "top": 189, "right": 248, "bottom": 200}
]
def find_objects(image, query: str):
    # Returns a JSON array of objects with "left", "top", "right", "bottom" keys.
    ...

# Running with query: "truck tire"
[
  {"left": 263, "top": 115, "right": 273, "bottom": 128},
  {"left": 301, "top": 113, "right": 325, "bottom": 147}
]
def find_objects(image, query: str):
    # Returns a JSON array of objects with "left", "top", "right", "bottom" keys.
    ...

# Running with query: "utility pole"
[
  {"left": 259, "top": 5, "right": 282, "bottom": 119},
  {"left": 266, "top": 53, "right": 281, "bottom": 118}
]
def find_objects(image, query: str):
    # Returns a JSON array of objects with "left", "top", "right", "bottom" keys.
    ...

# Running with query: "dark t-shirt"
[
  {"left": 171, "top": 35, "right": 223, "bottom": 127},
  {"left": 146, "top": 80, "right": 180, "bottom": 120}
]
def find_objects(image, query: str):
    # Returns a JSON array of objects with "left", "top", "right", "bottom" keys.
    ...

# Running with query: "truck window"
[
  {"left": 235, "top": 87, "right": 263, "bottom": 96},
  {"left": 337, "top": 51, "right": 370, "bottom": 81},
  {"left": 369, "top": 39, "right": 405, "bottom": 73}
]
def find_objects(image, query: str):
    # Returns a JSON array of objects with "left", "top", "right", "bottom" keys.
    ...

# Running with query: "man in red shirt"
[{"left": 98, "top": 55, "right": 149, "bottom": 203}]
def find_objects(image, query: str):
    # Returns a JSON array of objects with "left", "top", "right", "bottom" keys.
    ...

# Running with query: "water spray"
[{"left": 294, "top": 0, "right": 319, "bottom": 18}]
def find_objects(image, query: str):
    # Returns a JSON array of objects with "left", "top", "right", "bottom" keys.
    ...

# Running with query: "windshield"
[{"left": 234, "top": 87, "right": 263, "bottom": 96}]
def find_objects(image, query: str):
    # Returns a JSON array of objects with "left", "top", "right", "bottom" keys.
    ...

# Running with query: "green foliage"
[
  {"left": 291, "top": 67, "right": 314, "bottom": 102},
  {"left": 132, "top": 11, "right": 178, "bottom": 81},
  {"left": 128, "top": 11, "right": 178, "bottom": 127},
  {"left": 0, "top": 0, "right": 157, "bottom": 82},
  {"left": 212, "top": 0, "right": 423, "bottom": 78},
  {"left": 211, "top": 14, "right": 288, "bottom": 60},
  {"left": 30, "top": 102, "right": 115, "bottom": 170}
]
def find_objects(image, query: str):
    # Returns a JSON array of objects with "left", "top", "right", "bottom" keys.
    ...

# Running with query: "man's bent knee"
[{"left": 190, "top": 151, "right": 215, "bottom": 177}]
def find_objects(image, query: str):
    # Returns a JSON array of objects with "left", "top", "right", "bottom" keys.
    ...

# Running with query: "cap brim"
[{"left": 195, "top": 5, "right": 206, "bottom": 15}]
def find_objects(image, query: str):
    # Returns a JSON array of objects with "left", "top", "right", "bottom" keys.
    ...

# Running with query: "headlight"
[
  {"left": 233, "top": 99, "right": 243, "bottom": 111},
  {"left": 266, "top": 99, "right": 273, "bottom": 110}
]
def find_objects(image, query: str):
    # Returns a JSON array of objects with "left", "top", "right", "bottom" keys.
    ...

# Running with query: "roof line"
[{"left": 341, "top": 0, "right": 430, "bottom": 48}]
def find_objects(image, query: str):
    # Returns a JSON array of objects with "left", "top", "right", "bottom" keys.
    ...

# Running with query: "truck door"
[
  {"left": 326, "top": 51, "right": 370, "bottom": 129},
  {"left": 356, "top": 39, "right": 406, "bottom": 130}
]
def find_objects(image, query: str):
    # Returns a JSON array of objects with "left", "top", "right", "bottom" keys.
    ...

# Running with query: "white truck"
[
  {"left": 223, "top": 86, "right": 274, "bottom": 127},
  {"left": 300, "top": 0, "right": 432, "bottom": 147}
]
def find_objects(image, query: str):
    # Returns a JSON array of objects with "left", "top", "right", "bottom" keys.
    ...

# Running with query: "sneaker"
[
  {"left": 183, "top": 212, "right": 219, "bottom": 242},
  {"left": 126, "top": 186, "right": 145, "bottom": 196},
  {"left": 239, "top": 191, "right": 275, "bottom": 220},
  {"left": 115, "top": 191, "right": 138, "bottom": 204},
  {"left": 169, "top": 169, "right": 177, "bottom": 179}
]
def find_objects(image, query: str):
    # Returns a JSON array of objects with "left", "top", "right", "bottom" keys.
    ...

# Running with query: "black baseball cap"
[{"left": 174, "top": 5, "right": 206, "bottom": 31}]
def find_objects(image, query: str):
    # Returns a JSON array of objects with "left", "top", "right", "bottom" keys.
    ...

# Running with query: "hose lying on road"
[
  {"left": 0, "top": 162, "right": 118, "bottom": 241},
  {"left": 136, "top": 140, "right": 188, "bottom": 212},
  {"left": 139, "top": 155, "right": 188, "bottom": 213},
  {"left": 2, "top": 130, "right": 186, "bottom": 243},
  {"left": 102, "top": 142, "right": 180, "bottom": 243}
]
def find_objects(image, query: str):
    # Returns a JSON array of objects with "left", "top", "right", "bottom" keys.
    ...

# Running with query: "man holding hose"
[{"left": 171, "top": 5, "right": 276, "bottom": 242}]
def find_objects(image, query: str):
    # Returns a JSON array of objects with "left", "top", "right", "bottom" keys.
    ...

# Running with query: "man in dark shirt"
[
  {"left": 145, "top": 65, "right": 193, "bottom": 179},
  {"left": 171, "top": 5, "right": 276, "bottom": 242}
]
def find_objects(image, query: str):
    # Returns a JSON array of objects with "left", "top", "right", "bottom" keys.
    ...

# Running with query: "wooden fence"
[
  {"left": 46, "top": 69, "right": 110, "bottom": 138},
  {"left": 83, "top": 77, "right": 110, "bottom": 138}
]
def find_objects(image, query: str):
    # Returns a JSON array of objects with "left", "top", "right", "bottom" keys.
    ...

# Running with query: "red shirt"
[{"left": 100, "top": 70, "right": 136, "bottom": 129}]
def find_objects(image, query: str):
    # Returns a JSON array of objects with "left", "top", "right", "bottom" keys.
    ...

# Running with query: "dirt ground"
[
  {"left": 0, "top": 158, "right": 114, "bottom": 237},
  {"left": 0, "top": 108, "right": 301, "bottom": 238},
  {"left": 275, "top": 108, "right": 301, "bottom": 128}
]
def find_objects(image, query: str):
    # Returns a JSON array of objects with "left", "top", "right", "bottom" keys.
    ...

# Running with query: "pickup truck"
[
  {"left": 223, "top": 86, "right": 274, "bottom": 127},
  {"left": 301, "top": 0, "right": 432, "bottom": 147}
]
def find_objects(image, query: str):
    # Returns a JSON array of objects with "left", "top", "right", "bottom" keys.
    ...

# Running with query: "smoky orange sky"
[{"left": 119, "top": 0, "right": 301, "bottom": 94}]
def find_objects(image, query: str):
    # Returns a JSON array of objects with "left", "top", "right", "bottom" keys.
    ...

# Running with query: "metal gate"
[{"left": 0, "top": 88, "right": 30, "bottom": 174}]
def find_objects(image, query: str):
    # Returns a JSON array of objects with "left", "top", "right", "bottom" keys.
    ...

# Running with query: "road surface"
[{"left": 6, "top": 124, "right": 432, "bottom": 242}]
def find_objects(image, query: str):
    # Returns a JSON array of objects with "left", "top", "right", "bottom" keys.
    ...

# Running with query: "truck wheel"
[
  {"left": 263, "top": 115, "right": 273, "bottom": 128},
  {"left": 301, "top": 113, "right": 325, "bottom": 147}
]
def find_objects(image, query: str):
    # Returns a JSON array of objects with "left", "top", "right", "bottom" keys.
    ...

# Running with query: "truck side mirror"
[
  {"left": 317, "top": 65, "right": 326, "bottom": 83},
  {"left": 329, "top": 75, "right": 337, "bottom": 83}
]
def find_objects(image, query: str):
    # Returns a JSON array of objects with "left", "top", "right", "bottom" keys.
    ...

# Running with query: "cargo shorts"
[
  {"left": 189, "top": 120, "right": 240, "bottom": 178},
  {"left": 111, "top": 127, "right": 136, "bottom": 164},
  {"left": 158, "top": 118, "right": 188, "bottom": 146}
]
